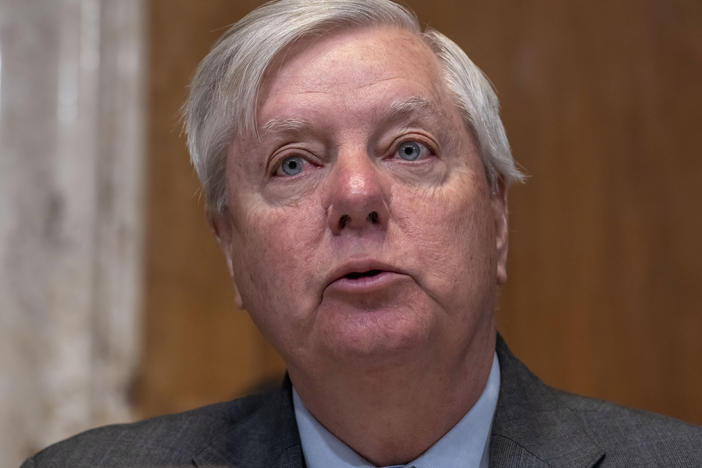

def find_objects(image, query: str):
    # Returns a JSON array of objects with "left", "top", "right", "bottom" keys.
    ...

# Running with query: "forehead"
[{"left": 256, "top": 26, "right": 451, "bottom": 128}]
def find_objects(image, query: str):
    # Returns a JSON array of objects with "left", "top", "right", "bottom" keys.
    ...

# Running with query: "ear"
[
  {"left": 491, "top": 177, "right": 509, "bottom": 285},
  {"left": 209, "top": 210, "right": 244, "bottom": 308}
]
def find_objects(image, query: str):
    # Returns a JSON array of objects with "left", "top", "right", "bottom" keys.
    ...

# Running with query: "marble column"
[{"left": 0, "top": 0, "right": 146, "bottom": 465}]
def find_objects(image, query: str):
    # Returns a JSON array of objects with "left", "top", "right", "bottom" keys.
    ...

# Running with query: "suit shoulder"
[
  {"left": 553, "top": 388, "right": 702, "bottom": 465},
  {"left": 22, "top": 390, "right": 278, "bottom": 468}
]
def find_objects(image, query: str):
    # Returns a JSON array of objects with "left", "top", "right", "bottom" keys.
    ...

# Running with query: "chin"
[{"left": 315, "top": 303, "right": 436, "bottom": 367}]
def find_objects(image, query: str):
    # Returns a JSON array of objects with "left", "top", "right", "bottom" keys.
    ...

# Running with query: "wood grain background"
[{"left": 136, "top": 0, "right": 702, "bottom": 424}]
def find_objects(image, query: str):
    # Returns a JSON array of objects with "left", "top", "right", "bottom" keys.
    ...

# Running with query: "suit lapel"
[
  {"left": 191, "top": 336, "right": 605, "bottom": 467},
  {"left": 192, "top": 377, "right": 305, "bottom": 468},
  {"left": 490, "top": 335, "right": 605, "bottom": 467}
]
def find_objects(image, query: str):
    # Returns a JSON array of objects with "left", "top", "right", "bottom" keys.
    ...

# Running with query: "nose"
[{"left": 326, "top": 150, "right": 389, "bottom": 235}]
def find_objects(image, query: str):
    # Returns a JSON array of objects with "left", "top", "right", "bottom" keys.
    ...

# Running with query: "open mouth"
[
  {"left": 324, "top": 264, "right": 403, "bottom": 295},
  {"left": 344, "top": 269, "right": 384, "bottom": 280}
]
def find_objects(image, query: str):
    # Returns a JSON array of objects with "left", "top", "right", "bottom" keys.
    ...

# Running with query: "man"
[{"left": 23, "top": 0, "right": 701, "bottom": 467}]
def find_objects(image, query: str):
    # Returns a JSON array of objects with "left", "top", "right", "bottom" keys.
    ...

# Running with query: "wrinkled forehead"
[{"left": 253, "top": 25, "right": 449, "bottom": 133}]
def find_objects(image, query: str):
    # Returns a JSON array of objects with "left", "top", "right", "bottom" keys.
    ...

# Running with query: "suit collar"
[
  {"left": 490, "top": 334, "right": 605, "bottom": 467},
  {"left": 193, "top": 376, "right": 305, "bottom": 468},
  {"left": 192, "top": 335, "right": 604, "bottom": 468}
]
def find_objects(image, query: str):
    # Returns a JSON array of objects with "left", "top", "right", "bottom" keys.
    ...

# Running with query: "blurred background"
[{"left": 1, "top": 0, "right": 700, "bottom": 465}]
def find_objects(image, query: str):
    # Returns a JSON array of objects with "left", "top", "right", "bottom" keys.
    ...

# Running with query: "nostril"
[
  {"left": 335, "top": 211, "right": 380, "bottom": 231},
  {"left": 339, "top": 214, "right": 351, "bottom": 229}
]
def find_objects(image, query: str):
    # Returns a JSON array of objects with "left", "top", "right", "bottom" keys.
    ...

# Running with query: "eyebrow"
[
  {"left": 260, "top": 117, "right": 312, "bottom": 139},
  {"left": 378, "top": 96, "right": 448, "bottom": 140},
  {"left": 383, "top": 97, "right": 456, "bottom": 149},
  {"left": 387, "top": 96, "right": 436, "bottom": 119},
  {"left": 258, "top": 96, "right": 442, "bottom": 139}
]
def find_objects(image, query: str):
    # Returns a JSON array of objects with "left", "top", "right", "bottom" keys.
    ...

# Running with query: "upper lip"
[{"left": 324, "top": 259, "right": 402, "bottom": 288}]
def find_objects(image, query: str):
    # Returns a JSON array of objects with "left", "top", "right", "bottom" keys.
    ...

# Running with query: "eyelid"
[
  {"left": 273, "top": 155, "right": 305, "bottom": 177},
  {"left": 268, "top": 146, "right": 319, "bottom": 177},
  {"left": 388, "top": 133, "right": 438, "bottom": 159}
]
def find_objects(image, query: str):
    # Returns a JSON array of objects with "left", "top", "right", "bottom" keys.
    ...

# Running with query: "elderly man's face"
[{"left": 214, "top": 26, "right": 508, "bottom": 375}]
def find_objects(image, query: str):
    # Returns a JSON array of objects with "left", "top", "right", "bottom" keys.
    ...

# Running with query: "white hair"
[{"left": 185, "top": 0, "right": 525, "bottom": 213}]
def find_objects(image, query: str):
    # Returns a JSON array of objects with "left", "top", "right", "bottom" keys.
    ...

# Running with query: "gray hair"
[{"left": 185, "top": 0, "right": 525, "bottom": 213}]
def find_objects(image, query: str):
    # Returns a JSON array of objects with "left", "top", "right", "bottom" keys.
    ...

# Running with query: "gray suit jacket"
[{"left": 22, "top": 335, "right": 702, "bottom": 467}]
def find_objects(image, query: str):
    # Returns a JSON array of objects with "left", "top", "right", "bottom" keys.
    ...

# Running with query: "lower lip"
[{"left": 326, "top": 271, "right": 406, "bottom": 294}]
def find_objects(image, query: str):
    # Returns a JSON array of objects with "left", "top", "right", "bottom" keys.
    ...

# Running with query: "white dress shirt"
[{"left": 293, "top": 353, "right": 500, "bottom": 468}]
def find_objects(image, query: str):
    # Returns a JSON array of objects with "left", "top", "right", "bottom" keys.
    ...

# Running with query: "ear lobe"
[
  {"left": 491, "top": 178, "right": 509, "bottom": 285},
  {"left": 209, "top": 211, "right": 234, "bottom": 276},
  {"left": 209, "top": 210, "right": 244, "bottom": 308},
  {"left": 232, "top": 285, "right": 244, "bottom": 308}
]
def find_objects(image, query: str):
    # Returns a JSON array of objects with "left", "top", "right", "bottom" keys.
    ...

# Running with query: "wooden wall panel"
[
  {"left": 141, "top": 0, "right": 702, "bottom": 424},
  {"left": 137, "top": 0, "right": 285, "bottom": 418}
]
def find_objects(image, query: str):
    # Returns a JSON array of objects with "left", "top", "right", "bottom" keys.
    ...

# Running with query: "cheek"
[
  {"left": 230, "top": 199, "right": 326, "bottom": 319},
  {"left": 396, "top": 175, "right": 497, "bottom": 307}
]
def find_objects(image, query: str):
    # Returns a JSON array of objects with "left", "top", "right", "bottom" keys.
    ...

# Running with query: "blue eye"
[
  {"left": 278, "top": 156, "right": 305, "bottom": 176},
  {"left": 396, "top": 141, "right": 424, "bottom": 161}
]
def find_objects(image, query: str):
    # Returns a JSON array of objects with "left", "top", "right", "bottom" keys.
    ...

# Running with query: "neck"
[{"left": 289, "top": 329, "right": 496, "bottom": 466}]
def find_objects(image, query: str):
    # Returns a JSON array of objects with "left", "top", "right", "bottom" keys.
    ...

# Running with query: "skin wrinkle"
[
  {"left": 258, "top": 101, "right": 453, "bottom": 193},
  {"left": 290, "top": 75, "right": 401, "bottom": 95},
  {"left": 211, "top": 25, "right": 507, "bottom": 465},
  {"left": 256, "top": 109, "right": 448, "bottom": 206}
]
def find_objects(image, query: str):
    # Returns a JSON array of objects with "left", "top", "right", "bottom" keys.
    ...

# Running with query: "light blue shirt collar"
[{"left": 293, "top": 353, "right": 500, "bottom": 468}]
